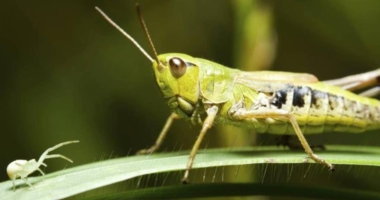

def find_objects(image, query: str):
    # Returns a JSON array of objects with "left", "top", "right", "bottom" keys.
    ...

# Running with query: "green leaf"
[
  {"left": 89, "top": 183, "right": 380, "bottom": 200},
  {"left": 1, "top": 145, "right": 380, "bottom": 199}
]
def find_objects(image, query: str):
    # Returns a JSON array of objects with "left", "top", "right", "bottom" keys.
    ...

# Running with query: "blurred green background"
[{"left": 1, "top": 0, "right": 380, "bottom": 198}]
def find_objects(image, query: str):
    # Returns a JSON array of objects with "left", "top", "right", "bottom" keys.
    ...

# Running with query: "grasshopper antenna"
[
  {"left": 95, "top": 7, "right": 154, "bottom": 63},
  {"left": 135, "top": 4, "right": 164, "bottom": 69}
]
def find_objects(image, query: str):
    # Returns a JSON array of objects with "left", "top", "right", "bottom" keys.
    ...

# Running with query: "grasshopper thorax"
[{"left": 153, "top": 53, "right": 201, "bottom": 118}]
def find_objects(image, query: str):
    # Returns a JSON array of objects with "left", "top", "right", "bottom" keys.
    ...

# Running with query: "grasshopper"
[{"left": 96, "top": 6, "right": 380, "bottom": 183}]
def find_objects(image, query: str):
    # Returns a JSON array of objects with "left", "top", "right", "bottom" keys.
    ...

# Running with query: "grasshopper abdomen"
[{"left": 224, "top": 80, "right": 380, "bottom": 135}]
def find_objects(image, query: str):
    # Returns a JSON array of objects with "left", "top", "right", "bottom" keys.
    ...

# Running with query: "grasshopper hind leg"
[
  {"left": 230, "top": 107, "right": 334, "bottom": 172},
  {"left": 359, "top": 86, "right": 380, "bottom": 97},
  {"left": 323, "top": 68, "right": 380, "bottom": 92},
  {"left": 323, "top": 68, "right": 380, "bottom": 98}
]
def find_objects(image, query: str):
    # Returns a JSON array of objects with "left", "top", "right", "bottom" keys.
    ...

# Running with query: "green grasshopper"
[{"left": 96, "top": 6, "right": 380, "bottom": 183}]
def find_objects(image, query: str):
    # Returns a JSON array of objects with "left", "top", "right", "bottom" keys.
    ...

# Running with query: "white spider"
[{"left": 6, "top": 140, "right": 79, "bottom": 191}]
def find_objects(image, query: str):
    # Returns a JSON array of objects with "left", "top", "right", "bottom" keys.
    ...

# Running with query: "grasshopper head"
[
  {"left": 95, "top": 8, "right": 201, "bottom": 118},
  {"left": 153, "top": 53, "right": 200, "bottom": 118}
]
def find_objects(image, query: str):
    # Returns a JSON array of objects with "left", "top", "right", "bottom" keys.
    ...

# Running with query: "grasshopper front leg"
[
  {"left": 229, "top": 107, "right": 334, "bottom": 171},
  {"left": 137, "top": 113, "right": 180, "bottom": 154},
  {"left": 182, "top": 105, "right": 219, "bottom": 184}
]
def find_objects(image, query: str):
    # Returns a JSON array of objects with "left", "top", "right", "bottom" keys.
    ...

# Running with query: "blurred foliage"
[{"left": 1, "top": 0, "right": 380, "bottom": 199}]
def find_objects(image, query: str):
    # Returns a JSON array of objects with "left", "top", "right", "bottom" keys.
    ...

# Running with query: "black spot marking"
[
  {"left": 272, "top": 89, "right": 287, "bottom": 109},
  {"left": 363, "top": 105, "right": 370, "bottom": 119},
  {"left": 343, "top": 98, "right": 352, "bottom": 111},
  {"left": 311, "top": 90, "right": 327, "bottom": 108},
  {"left": 355, "top": 102, "right": 362, "bottom": 114},
  {"left": 292, "top": 86, "right": 310, "bottom": 107},
  {"left": 369, "top": 108, "right": 376, "bottom": 121},
  {"left": 327, "top": 94, "right": 338, "bottom": 110}
]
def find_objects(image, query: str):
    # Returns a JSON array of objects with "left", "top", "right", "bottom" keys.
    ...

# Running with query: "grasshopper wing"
[{"left": 235, "top": 71, "right": 318, "bottom": 92}]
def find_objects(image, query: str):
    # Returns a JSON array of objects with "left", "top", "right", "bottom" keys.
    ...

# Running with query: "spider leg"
[
  {"left": 45, "top": 154, "right": 73, "bottom": 163},
  {"left": 37, "top": 141, "right": 78, "bottom": 165},
  {"left": 23, "top": 177, "right": 33, "bottom": 188},
  {"left": 36, "top": 168, "right": 45, "bottom": 176},
  {"left": 11, "top": 177, "right": 16, "bottom": 191}
]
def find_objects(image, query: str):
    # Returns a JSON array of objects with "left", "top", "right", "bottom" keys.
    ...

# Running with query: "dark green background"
[{"left": 1, "top": 0, "right": 380, "bottom": 198}]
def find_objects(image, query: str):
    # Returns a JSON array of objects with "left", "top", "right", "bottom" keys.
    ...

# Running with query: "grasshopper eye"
[{"left": 169, "top": 57, "right": 187, "bottom": 78}]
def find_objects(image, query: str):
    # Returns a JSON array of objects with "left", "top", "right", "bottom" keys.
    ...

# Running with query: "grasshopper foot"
[
  {"left": 136, "top": 145, "right": 158, "bottom": 155},
  {"left": 308, "top": 153, "right": 334, "bottom": 172},
  {"left": 181, "top": 168, "right": 191, "bottom": 184},
  {"left": 181, "top": 177, "right": 190, "bottom": 184}
]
